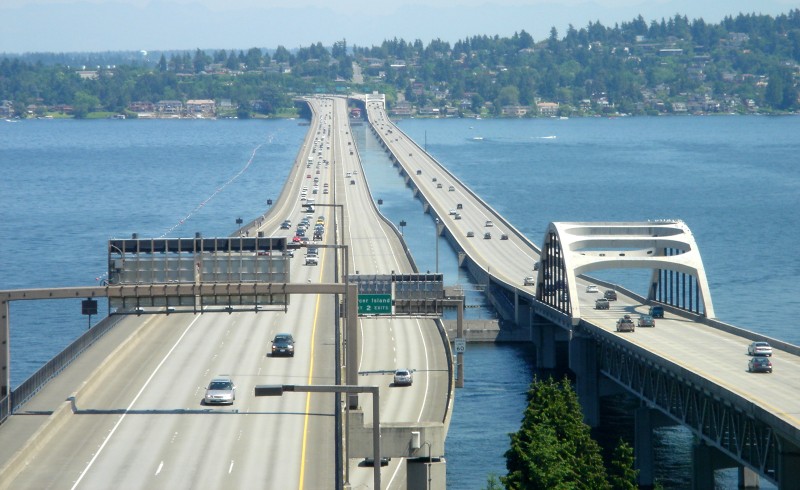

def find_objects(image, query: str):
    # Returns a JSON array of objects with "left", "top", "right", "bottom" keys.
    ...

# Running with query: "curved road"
[{"left": 365, "top": 100, "right": 800, "bottom": 452}]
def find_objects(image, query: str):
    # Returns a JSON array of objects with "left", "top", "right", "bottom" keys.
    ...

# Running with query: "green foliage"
[
  {"left": 608, "top": 439, "right": 638, "bottom": 490},
  {"left": 484, "top": 474, "right": 504, "bottom": 490},
  {"left": 503, "top": 376, "right": 610, "bottom": 490}
]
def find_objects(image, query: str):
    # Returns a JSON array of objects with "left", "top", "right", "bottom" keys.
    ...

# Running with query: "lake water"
[{"left": 2, "top": 114, "right": 798, "bottom": 489}]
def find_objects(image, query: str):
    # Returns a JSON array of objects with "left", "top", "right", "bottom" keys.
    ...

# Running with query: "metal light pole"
[
  {"left": 254, "top": 384, "right": 381, "bottom": 490},
  {"left": 434, "top": 218, "right": 440, "bottom": 273}
]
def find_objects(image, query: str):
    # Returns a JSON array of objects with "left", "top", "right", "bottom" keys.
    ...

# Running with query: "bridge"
[
  {"left": 363, "top": 97, "right": 800, "bottom": 488},
  {"left": 0, "top": 94, "right": 798, "bottom": 489}
]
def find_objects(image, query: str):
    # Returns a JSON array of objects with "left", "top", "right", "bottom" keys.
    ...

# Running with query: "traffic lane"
[
  {"left": 580, "top": 299, "right": 800, "bottom": 427},
  {"left": 72, "top": 299, "right": 328, "bottom": 489},
  {"left": 4, "top": 314, "right": 197, "bottom": 489}
]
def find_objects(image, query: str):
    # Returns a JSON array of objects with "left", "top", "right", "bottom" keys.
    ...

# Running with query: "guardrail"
[{"left": 2, "top": 313, "right": 124, "bottom": 424}]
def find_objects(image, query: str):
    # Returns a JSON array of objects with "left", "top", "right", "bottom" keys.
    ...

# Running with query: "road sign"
[
  {"left": 358, "top": 294, "right": 392, "bottom": 314},
  {"left": 454, "top": 338, "right": 466, "bottom": 353}
]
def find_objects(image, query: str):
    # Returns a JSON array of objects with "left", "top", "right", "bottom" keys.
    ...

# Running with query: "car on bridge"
[
  {"left": 616, "top": 315, "right": 635, "bottom": 332},
  {"left": 637, "top": 314, "right": 655, "bottom": 327},
  {"left": 748, "top": 356, "right": 773, "bottom": 373},
  {"left": 271, "top": 333, "right": 295, "bottom": 357},
  {"left": 595, "top": 298, "right": 610, "bottom": 310},
  {"left": 467, "top": 231, "right": 475, "bottom": 237},
  {"left": 393, "top": 369, "right": 413, "bottom": 386},
  {"left": 648, "top": 305, "right": 664, "bottom": 318},
  {"left": 586, "top": 285, "right": 599, "bottom": 293},
  {"left": 204, "top": 377, "right": 236, "bottom": 405},
  {"left": 305, "top": 255, "right": 318, "bottom": 265},
  {"left": 747, "top": 341, "right": 773, "bottom": 357},
  {"left": 604, "top": 290, "right": 618, "bottom": 301},
  {"left": 484, "top": 232, "right": 492, "bottom": 239},
  {"left": 523, "top": 277, "right": 535, "bottom": 286}
]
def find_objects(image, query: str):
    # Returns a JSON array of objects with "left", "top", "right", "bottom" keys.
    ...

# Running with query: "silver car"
[
  {"left": 204, "top": 377, "right": 236, "bottom": 405},
  {"left": 747, "top": 341, "right": 773, "bottom": 357},
  {"left": 393, "top": 369, "right": 413, "bottom": 386}
]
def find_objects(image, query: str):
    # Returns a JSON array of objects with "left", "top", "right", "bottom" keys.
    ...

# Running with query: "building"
[
  {"left": 156, "top": 100, "right": 183, "bottom": 116},
  {"left": 186, "top": 99, "right": 216, "bottom": 117},
  {"left": 537, "top": 102, "right": 559, "bottom": 117},
  {"left": 501, "top": 105, "right": 528, "bottom": 117}
]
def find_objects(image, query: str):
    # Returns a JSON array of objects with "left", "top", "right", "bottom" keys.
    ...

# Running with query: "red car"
[{"left": 292, "top": 235, "right": 301, "bottom": 243}]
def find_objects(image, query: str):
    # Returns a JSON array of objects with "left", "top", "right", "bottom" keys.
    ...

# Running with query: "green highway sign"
[{"left": 358, "top": 294, "right": 392, "bottom": 315}]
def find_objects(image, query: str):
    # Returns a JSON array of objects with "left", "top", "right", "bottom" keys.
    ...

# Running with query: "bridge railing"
[{"left": 3, "top": 312, "right": 123, "bottom": 424}]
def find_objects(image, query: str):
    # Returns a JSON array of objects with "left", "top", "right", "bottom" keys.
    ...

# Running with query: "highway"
[
  {"left": 364, "top": 100, "right": 800, "bottom": 453},
  {"left": 325, "top": 96, "right": 450, "bottom": 489},
  {"left": 1, "top": 96, "right": 453, "bottom": 490}
]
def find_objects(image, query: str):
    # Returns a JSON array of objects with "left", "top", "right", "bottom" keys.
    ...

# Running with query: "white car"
[
  {"left": 485, "top": 220, "right": 493, "bottom": 227},
  {"left": 523, "top": 277, "right": 535, "bottom": 286},
  {"left": 393, "top": 369, "right": 413, "bottom": 386},
  {"left": 586, "top": 285, "right": 599, "bottom": 293}
]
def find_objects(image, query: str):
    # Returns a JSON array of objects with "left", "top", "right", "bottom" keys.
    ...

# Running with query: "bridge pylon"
[{"left": 536, "top": 220, "right": 715, "bottom": 323}]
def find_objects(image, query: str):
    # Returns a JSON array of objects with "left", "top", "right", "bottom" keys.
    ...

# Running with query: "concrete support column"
[
  {"left": 692, "top": 441, "right": 726, "bottom": 490},
  {"left": 635, "top": 407, "right": 656, "bottom": 488},
  {"left": 536, "top": 323, "right": 557, "bottom": 369},
  {"left": 738, "top": 466, "right": 759, "bottom": 489},
  {"left": 570, "top": 336, "right": 599, "bottom": 427},
  {"left": 778, "top": 444, "right": 800, "bottom": 489}
]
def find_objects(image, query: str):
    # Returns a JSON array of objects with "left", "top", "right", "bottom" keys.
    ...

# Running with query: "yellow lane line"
[{"left": 298, "top": 240, "right": 328, "bottom": 489}]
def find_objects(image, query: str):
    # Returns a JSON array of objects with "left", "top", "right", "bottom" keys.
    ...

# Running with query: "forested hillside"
[{"left": 1, "top": 10, "right": 798, "bottom": 118}]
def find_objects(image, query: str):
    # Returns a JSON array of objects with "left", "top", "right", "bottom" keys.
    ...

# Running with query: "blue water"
[{"left": 3, "top": 114, "right": 799, "bottom": 489}]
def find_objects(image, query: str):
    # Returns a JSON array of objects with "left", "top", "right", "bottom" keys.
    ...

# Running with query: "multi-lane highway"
[{"left": 1, "top": 96, "right": 451, "bottom": 490}]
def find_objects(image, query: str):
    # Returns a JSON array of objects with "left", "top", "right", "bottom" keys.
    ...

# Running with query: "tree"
[
  {"left": 72, "top": 91, "right": 100, "bottom": 118},
  {"left": 608, "top": 439, "right": 638, "bottom": 490},
  {"left": 503, "top": 376, "right": 610, "bottom": 490}
]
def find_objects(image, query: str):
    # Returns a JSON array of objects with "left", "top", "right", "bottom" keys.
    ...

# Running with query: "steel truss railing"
[{"left": 591, "top": 332, "right": 787, "bottom": 486}]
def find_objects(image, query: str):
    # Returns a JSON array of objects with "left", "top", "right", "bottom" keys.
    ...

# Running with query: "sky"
[{"left": 0, "top": 0, "right": 797, "bottom": 54}]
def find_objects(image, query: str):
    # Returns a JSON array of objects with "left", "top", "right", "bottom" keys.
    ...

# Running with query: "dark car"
[
  {"left": 604, "top": 290, "right": 618, "bottom": 301},
  {"left": 649, "top": 306, "right": 664, "bottom": 318},
  {"left": 748, "top": 356, "right": 773, "bottom": 373},
  {"left": 271, "top": 333, "right": 295, "bottom": 357},
  {"left": 595, "top": 298, "right": 610, "bottom": 310}
]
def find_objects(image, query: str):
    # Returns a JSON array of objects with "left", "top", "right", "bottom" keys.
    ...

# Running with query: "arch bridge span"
[{"left": 537, "top": 220, "right": 715, "bottom": 324}]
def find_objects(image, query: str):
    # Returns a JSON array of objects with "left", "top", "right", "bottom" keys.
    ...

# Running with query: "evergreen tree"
[
  {"left": 608, "top": 439, "right": 638, "bottom": 490},
  {"left": 503, "top": 377, "right": 610, "bottom": 490}
]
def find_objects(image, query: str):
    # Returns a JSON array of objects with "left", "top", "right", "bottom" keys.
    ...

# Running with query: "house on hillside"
[{"left": 186, "top": 99, "right": 216, "bottom": 117}]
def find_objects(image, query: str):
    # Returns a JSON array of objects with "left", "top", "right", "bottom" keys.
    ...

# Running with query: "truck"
[{"left": 616, "top": 314, "right": 635, "bottom": 332}]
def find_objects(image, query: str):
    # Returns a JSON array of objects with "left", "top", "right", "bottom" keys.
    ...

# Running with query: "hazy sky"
[{"left": 1, "top": 0, "right": 796, "bottom": 54}]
